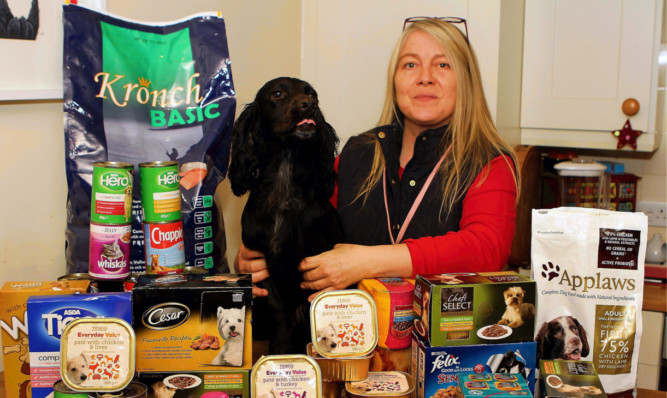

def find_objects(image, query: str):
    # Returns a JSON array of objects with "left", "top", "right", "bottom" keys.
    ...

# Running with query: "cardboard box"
[
  {"left": 458, "top": 373, "right": 532, "bottom": 398},
  {"left": 0, "top": 281, "right": 89, "bottom": 398},
  {"left": 27, "top": 292, "right": 132, "bottom": 398},
  {"left": 539, "top": 360, "right": 606, "bottom": 398},
  {"left": 133, "top": 273, "right": 253, "bottom": 372},
  {"left": 412, "top": 272, "right": 536, "bottom": 346},
  {"left": 137, "top": 370, "right": 249, "bottom": 397},
  {"left": 411, "top": 332, "right": 537, "bottom": 398}
]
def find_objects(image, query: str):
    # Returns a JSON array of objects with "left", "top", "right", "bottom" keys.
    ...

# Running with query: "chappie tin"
[
  {"left": 144, "top": 221, "right": 185, "bottom": 275},
  {"left": 91, "top": 162, "right": 134, "bottom": 225},
  {"left": 139, "top": 161, "right": 181, "bottom": 223}
]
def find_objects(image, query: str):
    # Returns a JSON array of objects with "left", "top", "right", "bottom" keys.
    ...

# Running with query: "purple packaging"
[
  {"left": 411, "top": 332, "right": 537, "bottom": 398},
  {"left": 88, "top": 222, "right": 131, "bottom": 279},
  {"left": 27, "top": 292, "right": 132, "bottom": 398}
]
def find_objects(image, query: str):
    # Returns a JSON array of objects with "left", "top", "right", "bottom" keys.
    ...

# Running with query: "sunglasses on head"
[{"left": 402, "top": 16, "right": 469, "bottom": 43}]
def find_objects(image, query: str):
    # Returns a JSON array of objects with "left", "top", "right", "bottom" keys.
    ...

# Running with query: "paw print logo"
[{"left": 541, "top": 262, "right": 560, "bottom": 281}]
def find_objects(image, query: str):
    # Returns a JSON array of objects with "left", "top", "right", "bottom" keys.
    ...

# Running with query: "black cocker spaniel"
[{"left": 229, "top": 77, "right": 343, "bottom": 354}]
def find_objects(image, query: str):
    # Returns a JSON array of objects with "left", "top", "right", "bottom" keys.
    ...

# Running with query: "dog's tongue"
[
  {"left": 230, "top": 331, "right": 239, "bottom": 337},
  {"left": 297, "top": 119, "right": 316, "bottom": 127},
  {"left": 566, "top": 352, "right": 581, "bottom": 360}
]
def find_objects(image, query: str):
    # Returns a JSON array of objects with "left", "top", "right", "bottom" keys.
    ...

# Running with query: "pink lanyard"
[{"left": 383, "top": 144, "right": 451, "bottom": 244}]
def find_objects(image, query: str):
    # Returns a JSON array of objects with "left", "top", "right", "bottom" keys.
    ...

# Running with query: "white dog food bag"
[{"left": 531, "top": 207, "right": 647, "bottom": 397}]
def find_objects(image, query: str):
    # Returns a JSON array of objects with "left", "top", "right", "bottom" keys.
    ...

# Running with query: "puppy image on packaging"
[
  {"left": 66, "top": 353, "right": 89, "bottom": 385},
  {"left": 316, "top": 324, "right": 337, "bottom": 353},
  {"left": 497, "top": 286, "right": 535, "bottom": 328},
  {"left": 212, "top": 306, "right": 245, "bottom": 366}
]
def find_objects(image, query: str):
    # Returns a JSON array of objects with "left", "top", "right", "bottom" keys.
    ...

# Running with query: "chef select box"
[
  {"left": 412, "top": 271, "right": 536, "bottom": 346},
  {"left": 132, "top": 273, "right": 252, "bottom": 372},
  {"left": 539, "top": 360, "right": 607, "bottom": 398},
  {"left": 411, "top": 332, "right": 537, "bottom": 398},
  {"left": 137, "top": 370, "right": 249, "bottom": 398},
  {"left": 27, "top": 292, "right": 133, "bottom": 398}
]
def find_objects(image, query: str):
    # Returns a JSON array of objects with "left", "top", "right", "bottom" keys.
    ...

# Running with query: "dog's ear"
[
  {"left": 572, "top": 317, "right": 590, "bottom": 357},
  {"left": 312, "top": 120, "right": 339, "bottom": 198},
  {"left": 535, "top": 322, "right": 549, "bottom": 359},
  {"left": 229, "top": 102, "right": 265, "bottom": 196},
  {"left": 217, "top": 306, "right": 224, "bottom": 318}
]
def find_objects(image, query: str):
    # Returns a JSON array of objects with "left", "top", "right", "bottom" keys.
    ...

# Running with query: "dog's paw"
[{"left": 541, "top": 262, "right": 560, "bottom": 281}]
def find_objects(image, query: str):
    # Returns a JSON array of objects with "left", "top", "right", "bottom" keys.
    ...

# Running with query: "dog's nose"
[
  {"left": 298, "top": 96, "right": 317, "bottom": 112},
  {"left": 81, "top": 375, "right": 87, "bottom": 381},
  {"left": 230, "top": 325, "right": 236, "bottom": 331}
]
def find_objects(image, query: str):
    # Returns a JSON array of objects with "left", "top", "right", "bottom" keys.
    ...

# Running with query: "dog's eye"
[
  {"left": 271, "top": 90, "right": 284, "bottom": 99},
  {"left": 238, "top": 319, "right": 242, "bottom": 323},
  {"left": 226, "top": 320, "right": 229, "bottom": 323},
  {"left": 71, "top": 368, "right": 76, "bottom": 372}
]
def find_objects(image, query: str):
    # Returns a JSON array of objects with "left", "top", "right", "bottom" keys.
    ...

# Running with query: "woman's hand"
[
  {"left": 233, "top": 243, "right": 269, "bottom": 297},
  {"left": 299, "top": 243, "right": 412, "bottom": 301}
]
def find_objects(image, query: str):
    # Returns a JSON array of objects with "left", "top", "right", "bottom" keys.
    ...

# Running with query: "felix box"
[
  {"left": 539, "top": 360, "right": 607, "bottom": 398},
  {"left": 0, "top": 280, "right": 89, "bottom": 398},
  {"left": 132, "top": 273, "right": 252, "bottom": 372},
  {"left": 413, "top": 272, "right": 536, "bottom": 346},
  {"left": 137, "top": 370, "right": 249, "bottom": 397},
  {"left": 458, "top": 373, "right": 532, "bottom": 398},
  {"left": 27, "top": 292, "right": 132, "bottom": 398},
  {"left": 411, "top": 332, "right": 537, "bottom": 398}
]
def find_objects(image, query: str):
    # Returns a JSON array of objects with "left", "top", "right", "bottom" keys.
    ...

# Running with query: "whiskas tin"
[
  {"left": 144, "top": 221, "right": 185, "bottom": 274},
  {"left": 139, "top": 161, "right": 181, "bottom": 223},
  {"left": 60, "top": 318, "right": 135, "bottom": 393},
  {"left": 310, "top": 289, "right": 379, "bottom": 358},
  {"left": 251, "top": 355, "right": 322, "bottom": 398},
  {"left": 89, "top": 222, "right": 131, "bottom": 280},
  {"left": 91, "top": 162, "right": 134, "bottom": 224}
]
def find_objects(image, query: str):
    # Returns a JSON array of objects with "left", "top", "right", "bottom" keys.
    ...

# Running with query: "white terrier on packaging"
[{"left": 212, "top": 306, "right": 245, "bottom": 366}]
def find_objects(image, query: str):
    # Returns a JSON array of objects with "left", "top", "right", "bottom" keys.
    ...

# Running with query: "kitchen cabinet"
[{"left": 520, "top": 0, "right": 665, "bottom": 152}]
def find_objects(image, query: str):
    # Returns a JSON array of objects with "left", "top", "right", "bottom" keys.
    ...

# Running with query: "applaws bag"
[{"left": 531, "top": 207, "right": 647, "bottom": 397}]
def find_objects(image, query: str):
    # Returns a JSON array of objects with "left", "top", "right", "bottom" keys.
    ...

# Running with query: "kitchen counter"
[{"left": 644, "top": 282, "right": 667, "bottom": 313}]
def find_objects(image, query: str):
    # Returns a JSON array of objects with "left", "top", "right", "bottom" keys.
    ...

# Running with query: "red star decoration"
[{"left": 612, "top": 119, "right": 642, "bottom": 150}]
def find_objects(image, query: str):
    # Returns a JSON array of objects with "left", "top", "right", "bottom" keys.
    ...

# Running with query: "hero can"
[
  {"left": 144, "top": 220, "right": 185, "bottom": 274},
  {"left": 91, "top": 161, "right": 134, "bottom": 224},
  {"left": 139, "top": 161, "right": 181, "bottom": 222},
  {"left": 89, "top": 222, "right": 131, "bottom": 280}
]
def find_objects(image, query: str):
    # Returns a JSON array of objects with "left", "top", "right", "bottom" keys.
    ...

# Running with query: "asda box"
[
  {"left": 411, "top": 332, "right": 537, "bottom": 398},
  {"left": 137, "top": 370, "right": 249, "bottom": 397},
  {"left": 539, "top": 360, "right": 606, "bottom": 398},
  {"left": 413, "top": 272, "right": 536, "bottom": 346},
  {"left": 133, "top": 273, "right": 252, "bottom": 372}
]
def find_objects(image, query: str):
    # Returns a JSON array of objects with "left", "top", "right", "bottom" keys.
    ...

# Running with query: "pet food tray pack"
[
  {"left": 137, "top": 369, "right": 250, "bottom": 397},
  {"left": 539, "top": 360, "right": 607, "bottom": 398},
  {"left": 132, "top": 273, "right": 252, "bottom": 372},
  {"left": 411, "top": 332, "right": 537, "bottom": 398},
  {"left": 0, "top": 281, "right": 90, "bottom": 398},
  {"left": 458, "top": 372, "right": 532, "bottom": 398},
  {"left": 26, "top": 292, "right": 132, "bottom": 398},
  {"left": 413, "top": 271, "right": 536, "bottom": 347}
]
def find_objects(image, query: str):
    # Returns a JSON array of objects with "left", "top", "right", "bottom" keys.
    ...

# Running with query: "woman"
[{"left": 236, "top": 17, "right": 518, "bottom": 300}]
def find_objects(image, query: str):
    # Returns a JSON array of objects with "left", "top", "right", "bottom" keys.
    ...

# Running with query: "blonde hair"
[{"left": 356, "top": 18, "right": 518, "bottom": 214}]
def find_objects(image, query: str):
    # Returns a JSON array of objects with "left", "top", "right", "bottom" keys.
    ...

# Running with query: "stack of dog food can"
[
  {"left": 308, "top": 290, "right": 378, "bottom": 398},
  {"left": 139, "top": 161, "right": 185, "bottom": 275},
  {"left": 89, "top": 161, "right": 134, "bottom": 282}
]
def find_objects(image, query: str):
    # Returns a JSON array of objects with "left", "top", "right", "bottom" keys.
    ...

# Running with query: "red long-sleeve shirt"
[{"left": 332, "top": 154, "right": 517, "bottom": 275}]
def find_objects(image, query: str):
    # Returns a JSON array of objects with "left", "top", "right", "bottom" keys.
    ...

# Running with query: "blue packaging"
[
  {"left": 27, "top": 292, "right": 132, "bottom": 398},
  {"left": 411, "top": 332, "right": 537, "bottom": 398}
]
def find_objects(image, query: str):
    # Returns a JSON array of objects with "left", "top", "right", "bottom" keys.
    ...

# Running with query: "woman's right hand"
[{"left": 233, "top": 243, "right": 269, "bottom": 297}]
